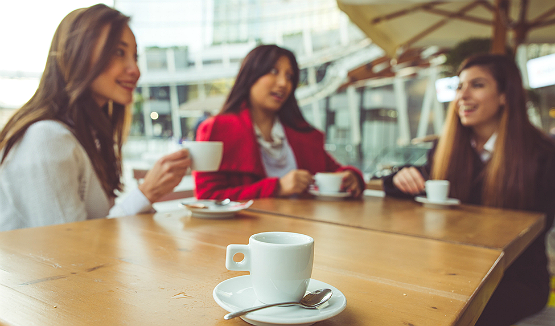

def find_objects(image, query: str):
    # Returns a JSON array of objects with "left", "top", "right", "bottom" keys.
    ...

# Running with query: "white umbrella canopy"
[{"left": 337, "top": 0, "right": 555, "bottom": 58}]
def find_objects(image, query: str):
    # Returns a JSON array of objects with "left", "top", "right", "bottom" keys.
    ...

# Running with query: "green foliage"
[
  {"left": 443, "top": 38, "right": 513, "bottom": 76},
  {"left": 443, "top": 38, "right": 491, "bottom": 75}
]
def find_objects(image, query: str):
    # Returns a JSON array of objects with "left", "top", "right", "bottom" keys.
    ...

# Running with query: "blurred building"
[
  {"left": 116, "top": 0, "right": 387, "bottom": 169},
  {"left": 113, "top": 0, "right": 555, "bottom": 175}
]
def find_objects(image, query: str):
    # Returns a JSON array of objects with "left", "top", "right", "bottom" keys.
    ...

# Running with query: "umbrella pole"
[
  {"left": 513, "top": 0, "right": 530, "bottom": 56},
  {"left": 491, "top": 0, "right": 510, "bottom": 54}
]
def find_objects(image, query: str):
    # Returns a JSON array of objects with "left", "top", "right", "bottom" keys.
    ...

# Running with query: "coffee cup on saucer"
[
  {"left": 314, "top": 172, "right": 343, "bottom": 193},
  {"left": 225, "top": 232, "right": 314, "bottom": 304},
  {"left": 182, "top": 141, "right": 223, "bottom": 171},
  {"left": 425, "top": 180, "right": 450, "bottom": 203}
]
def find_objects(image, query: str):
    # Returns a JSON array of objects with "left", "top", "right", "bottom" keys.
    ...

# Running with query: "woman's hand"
[
  {"left": 392, "top": 167, "right": 426, "bottom": 195},
  {"left": 138, "top": 149, "right": 192, "bottom": 203},
  {"left": 278, "top": 169, "right": 313, "bottom": 197},
  {"left": 339, "top": 170, "right": 363, "bottom": 197}
]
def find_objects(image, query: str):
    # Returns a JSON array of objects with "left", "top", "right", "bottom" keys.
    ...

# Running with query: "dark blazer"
[
  {"left": 193, "top": 104, "right": 364, "bottom": 200},
  {"left": 383, "top": 137, "right": 555, "bottom": 326}
]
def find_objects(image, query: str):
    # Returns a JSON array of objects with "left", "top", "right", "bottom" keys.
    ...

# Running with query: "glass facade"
[
  {"left": 115, "top": 1, "right": 555, "bottom": 175},
  {"left": 145, "top": 49, "right": 168, "bottom": 71}
]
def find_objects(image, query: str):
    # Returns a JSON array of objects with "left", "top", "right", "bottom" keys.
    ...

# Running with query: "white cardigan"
[{"left": 0, "top": 120, "right": 152, "bottom": 231}]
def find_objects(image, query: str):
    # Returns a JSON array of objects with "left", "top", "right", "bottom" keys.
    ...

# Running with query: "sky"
[
  {"left": 0, "top": 0, "right": 115, "bottom": 73},
  {"left": 0, "top": 0, "right": 114, "bottom": 108},
  {"left": 116, "top": 0, "right": 212, "bottom": 51},
  {"left": 0, "top": 0, "right": 211, "bottom": 109}
]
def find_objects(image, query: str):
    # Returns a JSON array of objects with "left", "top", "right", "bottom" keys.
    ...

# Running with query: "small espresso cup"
[
  {"left": 182, "top": 141, "right": 223, "bottom": 171},
  {"left": 314, "top": 172, "right": 343, "bottom": 193},
  {"left": 425, "top": 180, "right": 450, "bottom": 203},
  {"left": 225, "top": 232, "right": 314, "bottom": 304}
]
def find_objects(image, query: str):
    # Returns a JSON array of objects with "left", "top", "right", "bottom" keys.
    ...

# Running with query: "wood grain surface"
[
  {"left": 0, "top": 209, "right": 505, "bottom": 326},
  {"left": 248, "top": 196, "right": 544, "bottom": 269}
]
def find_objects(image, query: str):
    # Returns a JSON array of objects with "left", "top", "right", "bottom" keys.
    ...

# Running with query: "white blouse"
[
  {"left": 253, "top": 119, "right": 297, "bottom": 178},
  {"left": 471, "top": 133, "right": 497, "bottom": 163},
  {"left": 0, "top": 120, "right": 152, "bottom": 231}
]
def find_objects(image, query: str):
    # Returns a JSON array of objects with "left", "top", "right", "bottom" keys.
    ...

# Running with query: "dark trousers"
[{"left": 475, "top": 237, "right": 550, "bottom": 326}]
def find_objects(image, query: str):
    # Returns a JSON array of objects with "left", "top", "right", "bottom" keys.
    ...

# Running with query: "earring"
[{"left": 108, "top": 99, "right": 114, "bottom": 116}]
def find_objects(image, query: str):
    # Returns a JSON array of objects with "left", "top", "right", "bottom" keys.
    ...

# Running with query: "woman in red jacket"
[{"left": 194, "top": 44, "right": 364, "bottom": 200}]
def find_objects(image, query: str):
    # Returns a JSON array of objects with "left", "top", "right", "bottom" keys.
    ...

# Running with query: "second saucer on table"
[
  {"left": 180, "top": 199, "right": 253, "bottom": 218},
  {"left": 308, "top": 189, "right": 350, "bottom": 201}
]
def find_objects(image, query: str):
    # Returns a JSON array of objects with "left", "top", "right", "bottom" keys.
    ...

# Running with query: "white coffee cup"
[
  {"left": 225, "top": 232, "right": 314, "bottom": 304},
  {"left": 182, "top": 141, "right": 223, "bottom": 171},
  {"left": 314, "top": 172, "right": 343, "bottom": 193},
  {"left": 425, "top": 180, "right": 450, "bottom": 203}
]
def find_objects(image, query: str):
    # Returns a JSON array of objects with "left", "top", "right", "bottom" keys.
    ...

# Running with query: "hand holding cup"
[
  {"left": 338, "top": 170, "right": 362, "bottom": 197},
  {"left": 392, "top": 167, "right": 426, "bottom": 195},
  {"left": 139, "top": 149, "right": 191, "bottom": 202},
  {"left": 278, "top": 169, "right": 313, "bottom": 197}
]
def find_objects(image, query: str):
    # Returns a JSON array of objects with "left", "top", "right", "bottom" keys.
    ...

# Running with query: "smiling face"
[
  {"left": 248, "top": 55, "right": 293, "bottom": 116},
  {"left": 456, "top": 66, "right": 506, "bottom": 132},
  {"left": 90, "top": 24, "right": 140, "bottom": 107}
]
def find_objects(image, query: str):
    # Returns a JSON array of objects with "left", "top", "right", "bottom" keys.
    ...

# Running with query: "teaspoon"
[
  {"left": 215, "top": 198, "right": 231, "bottom": 206},
  {"left": 224, "top": 288, "right": 332, "bottom": 320}
]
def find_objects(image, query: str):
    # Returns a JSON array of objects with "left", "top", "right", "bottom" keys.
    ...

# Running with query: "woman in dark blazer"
[{"left": 383, "top": 54, "right": 555, "bottom": 326}]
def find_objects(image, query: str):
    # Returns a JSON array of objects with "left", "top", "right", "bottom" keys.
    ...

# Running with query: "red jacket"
[{"left": 194, "top": 105, "right": 364, "bottom": 200}]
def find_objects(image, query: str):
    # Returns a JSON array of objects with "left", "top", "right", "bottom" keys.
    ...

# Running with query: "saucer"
[
  {"left": 415, "top": 196, "right": 461, "bottom": 209},
  {"left": 308, "top": 189, "right": 350, "bottom": 200},
  {"left": 213, "top": 275, "right": 346, "bottom": 326},
  {"left": 180, "top": 199, "right": 253, "bottom": 218}
]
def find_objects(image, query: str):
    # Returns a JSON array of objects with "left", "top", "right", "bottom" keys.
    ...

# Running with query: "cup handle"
[{"left": 226, "top": 244, "right": 250, "bottom": 271}]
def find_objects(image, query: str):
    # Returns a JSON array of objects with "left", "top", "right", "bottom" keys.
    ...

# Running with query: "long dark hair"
[
  {"left": 432, "top": 53, "right": 548, "bottom": 209},
  {"left": 0, "top": 4, "right": 131, "bottom": 196},
  {"left": 221, "top": 44, "right": 312, "bottom": 131}
]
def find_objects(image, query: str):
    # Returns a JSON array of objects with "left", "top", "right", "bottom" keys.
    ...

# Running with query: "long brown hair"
[
  {"left": 431, "top": 54, "right": 546, "bottom": 209},
  {"left": 0, "top": 4, "right": 131, "bottom": 196},
  {"left": 221, "top": 44, "right": 312, "bottom": 131}
]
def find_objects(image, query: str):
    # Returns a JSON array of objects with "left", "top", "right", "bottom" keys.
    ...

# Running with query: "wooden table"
[
  {"left": 366, "top": 179, "right": 383, "bottom": 191},
  {"left": 248, "top": 195, "right": 545, "bottom": 269},
  {"left": 0, "top": 209, "right": 506, "bottom": 326}
]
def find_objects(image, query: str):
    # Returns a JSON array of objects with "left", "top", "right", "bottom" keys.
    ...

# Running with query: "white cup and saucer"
[
  {"left": 415, "top": 180, "right": 461, "bottom": 208},
  {"left": 213, "top": 232, "right": 347, "bottom": 326},
  {"left": 309, "top": 173, "right": 350, "bottom": 200}
]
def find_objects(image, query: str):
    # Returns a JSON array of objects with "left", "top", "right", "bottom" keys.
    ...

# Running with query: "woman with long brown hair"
[
  {"left": 0, "top": 4, "right": 191, "bottom": 231},
  {"left": 383, "top": 53, "right": 555, "bottom": 325},
  {"left": 194, "top": 44, "right": 364, "bottom": 200}
]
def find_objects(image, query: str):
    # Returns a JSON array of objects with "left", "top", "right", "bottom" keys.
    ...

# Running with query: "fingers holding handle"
[
  {"left": 278, "top": 170, "right": 314, "bottom": 197},
  {"left": 392, "top": 167, "right": 426, "bottom": 195}
]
